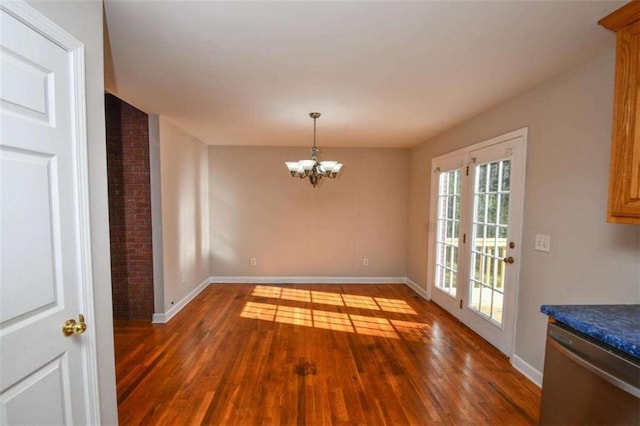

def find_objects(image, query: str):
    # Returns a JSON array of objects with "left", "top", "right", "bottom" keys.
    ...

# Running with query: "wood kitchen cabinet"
[{"left": 599, "top": 2, "right": 640, "bottom": 225}]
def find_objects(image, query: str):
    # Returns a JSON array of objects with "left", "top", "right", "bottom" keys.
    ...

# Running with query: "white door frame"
[{"left": 0, "top": 1, "right": 101, "bottom": 422}]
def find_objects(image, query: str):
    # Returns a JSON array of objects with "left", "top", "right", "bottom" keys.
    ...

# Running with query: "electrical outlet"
[
  {"left": 363, "top": 258, "right": 369, "bottom": 266},
  {"left": 250, "top": 257, "right": 257, "bottom": 266},
  {"left": 535, "top": 234, "right": 551, "bottom": 253}
]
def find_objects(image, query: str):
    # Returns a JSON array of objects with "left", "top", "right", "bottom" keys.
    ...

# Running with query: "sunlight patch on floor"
[
  {"left": 240, "top": 298, "right": 431, "bottom": 340},
  {"left": 311, "top": 290, "right": 345, "bottom": 307},
  {"left": 312, "top": 310, "right": 355, "bottom": 333},
  {"left": 250, "top": 285, "right": 417, "bottom": 315},
  {"left": 276, "top": 305, "right": 313, "bottom": 326},
  {"left": 241, "top": 301, "right": 398, "bottom": 338},
  {"left": 281, "top": 288, "right": 312, "bottom": 303},
  {"left": 375, "top": 297, "right": 417, "bottom": 314},
  {"left": 350, "top": 315, "right": 398, "bottom": 338}
]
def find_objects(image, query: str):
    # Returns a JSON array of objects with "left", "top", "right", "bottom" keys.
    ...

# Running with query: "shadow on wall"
[
  {"left": 210, "top": 173, "right": 241, "bottom": 272},
  {"left": 176, "top": 141, "right": 210, "bottom": 287}
]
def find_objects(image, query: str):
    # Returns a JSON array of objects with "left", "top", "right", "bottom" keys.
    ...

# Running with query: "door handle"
[
  {"left": 62, "top": 314, "right": 87, "bottom": 336},
  {"left": 503, "top": 256, "right": 515, "bottom": 264}
]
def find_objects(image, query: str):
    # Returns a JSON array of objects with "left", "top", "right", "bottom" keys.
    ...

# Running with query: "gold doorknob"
[
  {"left": 503, "top": 256, "right": 515, "bottom": 264},
  {"left": 62, "top": 314, "right": 87, "bottom": 336}
]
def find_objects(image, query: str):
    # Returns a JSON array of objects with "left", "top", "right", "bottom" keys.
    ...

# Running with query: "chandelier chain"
[{"left": 313, "top": 116, "right": 317, "bottom": 149}]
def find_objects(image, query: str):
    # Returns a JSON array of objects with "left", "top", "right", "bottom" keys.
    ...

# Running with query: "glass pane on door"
[
  {"left": 469, "top": 160, "right": 510, "bottom": 325},
  {"left": 435, "top": 169, "right": 461, "bottom": 297}
]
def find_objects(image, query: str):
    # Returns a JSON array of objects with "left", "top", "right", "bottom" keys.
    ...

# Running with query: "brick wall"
[{"left": 105, "top": 94, "right": 154, "bottom": 320}]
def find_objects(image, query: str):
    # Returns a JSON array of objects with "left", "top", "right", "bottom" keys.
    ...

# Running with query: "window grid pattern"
[
  {"left": 469, "top": 160, "right": 511, "bottom": 324},
  {"left": 435, "top": 169, "right": 461, "bottom": 297}
]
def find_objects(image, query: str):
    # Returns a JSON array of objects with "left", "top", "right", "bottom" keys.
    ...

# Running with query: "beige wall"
[
  {"left": 26, "top": 0, "right": 118, "bottom": 422},
  {"left": 408, "top": 50, "right": 640, "bottom": 373},
  {"left": 209, "top": 146, "right": 410, "bottom": 278},
  {"left": 159, "top": 118, "right": 210, "bottom": 310}
]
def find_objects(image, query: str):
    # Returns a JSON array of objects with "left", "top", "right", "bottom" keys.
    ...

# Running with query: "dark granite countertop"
[{"left": 540, "top": 304, "right": 640, "bottom": 360}]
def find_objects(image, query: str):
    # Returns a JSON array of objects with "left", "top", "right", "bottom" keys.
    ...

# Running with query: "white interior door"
[
  {"left": 428, "top": 129, "right": 527, "bottom": 356},
  {"left": 0, "top": 2, "right": 99, "bottom": 424}
]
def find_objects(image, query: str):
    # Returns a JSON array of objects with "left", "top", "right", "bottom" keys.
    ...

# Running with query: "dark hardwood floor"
[{"left": 114, "top": 284, "right": 540, "bottom": 425}]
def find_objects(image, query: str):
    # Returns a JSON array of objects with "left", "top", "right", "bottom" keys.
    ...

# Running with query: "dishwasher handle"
[{"left": 547, "top": 338, "right": 640, "bottom": 398}]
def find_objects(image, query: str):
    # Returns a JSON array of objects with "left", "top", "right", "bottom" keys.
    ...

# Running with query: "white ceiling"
[{"left": 104, "top": 1, "right": 623, "bottom": 148}]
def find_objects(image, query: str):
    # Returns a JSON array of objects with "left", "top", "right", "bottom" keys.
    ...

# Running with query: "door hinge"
[
  {"left": 459, "top": 299, "right": 463, "bottom": 309},
  {"left": 463, "top": 234, "right": 466, "bottom": 244},
  {"left": 466, "top": 166, "right": 469, "bottom": 176}
]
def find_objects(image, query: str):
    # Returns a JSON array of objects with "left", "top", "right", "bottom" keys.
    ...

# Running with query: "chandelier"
[{"left": 285, "top": 112, "right": 343, "bottom": 187}]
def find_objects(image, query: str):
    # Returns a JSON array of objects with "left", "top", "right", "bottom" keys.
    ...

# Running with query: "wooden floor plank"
[{"left": 115, "top": 284, "right": 540, "bottom": 425}]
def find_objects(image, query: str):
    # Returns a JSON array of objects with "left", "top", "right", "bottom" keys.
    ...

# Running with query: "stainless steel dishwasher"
[{"left": 539, "top": 322, "right": 640, "bottom": 425}]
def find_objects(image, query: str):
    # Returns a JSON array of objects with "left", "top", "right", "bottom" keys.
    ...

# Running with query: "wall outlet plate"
[{"left": 535, "top": 234, "right": 551, "bottom": 252}]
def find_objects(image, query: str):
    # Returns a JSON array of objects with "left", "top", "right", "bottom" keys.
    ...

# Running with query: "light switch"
[{"left": 535, "top": 234, "right": 551, "bottom": 253}]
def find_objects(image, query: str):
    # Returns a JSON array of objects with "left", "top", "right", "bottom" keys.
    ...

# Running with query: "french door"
[{"left": 428, "top": 129, "right": 527, "bottom": 356}]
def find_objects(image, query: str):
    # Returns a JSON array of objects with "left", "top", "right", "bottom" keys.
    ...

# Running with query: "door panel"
[
  {"left": 1, "top": 357, "right": 71, "bottom": 425},
  {"left": 0, "top": 149, "right": 59, "bottom": 324},
  {"left": 0, "top": 48, "right": 53, "bottom": 124},
  {"left": 0, "top": 3, "right": 98, "bottom": 424}
]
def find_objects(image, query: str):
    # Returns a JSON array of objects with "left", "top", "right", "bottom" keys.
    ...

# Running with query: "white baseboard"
[
  {"left": 511, "top": 354, "right": 543, "bottom": 388},
  {"left": 152, "top": 277, "right": 211, "bottom": 324},
  {"left": 209, "top": 276, "right": 407, "bottom": 284},
  {"left": 404, "top": 277, "right": 429, "bottom": 300}
]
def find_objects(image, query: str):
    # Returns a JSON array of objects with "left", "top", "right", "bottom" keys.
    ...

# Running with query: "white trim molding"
[
  {"left": 404, "top": 277, "right": 429, "bottom": 300},
  {"left": 209, "top": 276, "right": 407, "bottom": 285},
  {"left": 511, "top": 354, "right": 543, "bottom": 388},
  {"left": 152, "top": 277, "right": 211, "bottom": 323}
]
